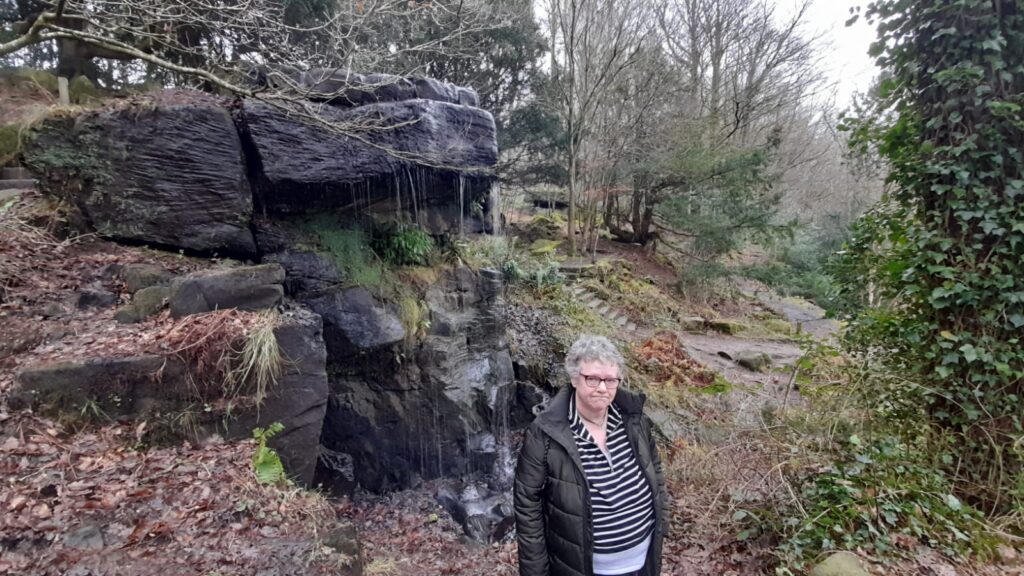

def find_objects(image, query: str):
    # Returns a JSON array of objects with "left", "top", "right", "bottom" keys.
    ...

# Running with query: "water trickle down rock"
[
  {"left": 239, "top": 96, "right": 498, "bottom": 234},
  {"left": 315, "top": 268, "right": 515, "bottom": 509}
]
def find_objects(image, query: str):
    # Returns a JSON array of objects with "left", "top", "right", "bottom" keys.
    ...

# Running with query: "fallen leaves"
[
  {"left": 632, "top": 330, "right": 718, "bottom": 388},
  {"left": 0, "top": 412, "right": 349, "bottom": 575}
]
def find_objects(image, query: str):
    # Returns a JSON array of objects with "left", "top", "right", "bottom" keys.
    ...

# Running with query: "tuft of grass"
[
  {"left": 225, "top": 309, "right": 283, "bottom": 409},
  {"left": 364, "top": 557, "right": 398, "bottom": 576},
  {"left": 396, "top": 295, "right": 429, "bottom": 345}
]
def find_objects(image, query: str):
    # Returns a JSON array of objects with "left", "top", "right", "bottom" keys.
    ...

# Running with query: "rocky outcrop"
[
  {"left": 12, "top": 306, "right": 329, "bottom": 487},
  {"left": 316, "top": 267, "right": 516, "bottom": 493},
  {"left": 240, "top": 98, "right": 497, "bottom": 227},
  {"left": 22, "top": 90, "right": 257, "bottom": 257},
  {"left": 169, "top": 264, "right": 285, "bottom": 318},
  {"left": 226, "top": 306, "right": 328, "bottom": 486}
]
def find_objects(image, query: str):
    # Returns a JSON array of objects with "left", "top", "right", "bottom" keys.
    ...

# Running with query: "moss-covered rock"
[
  {"left": 69, "top": 75, "right": 103, "bottom": 104},
  {"left": 0, "top": 124, "right": 21, "bottom": 165},
  {"left": 7, "top": 68, "right": 59, "bottom": 93},
  {"left": 809, "top": 552, "right": 870, "bottom": 576},
  {"left": 708, "top": 319, "right": 745, "bottom": 335}
]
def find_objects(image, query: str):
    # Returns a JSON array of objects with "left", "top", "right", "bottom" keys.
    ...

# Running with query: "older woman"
[{"left": 515, "top": 335, "right": 667, "bottom": 576}]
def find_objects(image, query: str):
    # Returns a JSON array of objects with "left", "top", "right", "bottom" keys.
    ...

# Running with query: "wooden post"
[{"left": 57, "top": 77, "right": 70, "bottom": 106}]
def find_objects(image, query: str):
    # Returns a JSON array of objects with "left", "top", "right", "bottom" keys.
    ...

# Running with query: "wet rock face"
[
  {"left": 240, "top": 98, "right": 497, "bottom": 228},
  {"left": 22, "top": 90, "right": 257, "bottom": 257},
  {"left": 23, "top": 78, "right": 499, "bottom": 254},
  {"left": 316, "top": 268, "right": 517, "bottom": 493}
]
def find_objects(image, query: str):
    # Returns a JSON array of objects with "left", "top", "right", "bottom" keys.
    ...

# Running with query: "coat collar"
[{"left": 536, "top": 385, "right": 646, "bottom": 433}]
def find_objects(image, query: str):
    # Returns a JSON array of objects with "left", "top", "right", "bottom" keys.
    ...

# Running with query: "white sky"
[{"left": 792, "top": 0, "right": 879, "bottom": 107}]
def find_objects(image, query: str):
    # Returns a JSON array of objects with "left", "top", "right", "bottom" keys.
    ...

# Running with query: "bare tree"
[
  {"left": 545, "top": 0, "right": 653, "bottom": 255},
  {"left": 1, "top": 0, "right": 511, "bottom": 151}
]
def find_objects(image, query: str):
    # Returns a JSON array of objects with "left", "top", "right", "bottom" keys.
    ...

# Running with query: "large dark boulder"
[
  {"left": 240, "top": 98, "right": 497, "bottom": 220},
  {"left": 305, "top": 287, "right": 404, "bottom": 359},
  {"left": 169, "top": 264, "right": 284, "bottom": 318},
  {"left": 226, "top": 306, "right": 328, "bottom": 486},
  {"left": 22, "top": 90, "right": 256, "bottom": 257}
]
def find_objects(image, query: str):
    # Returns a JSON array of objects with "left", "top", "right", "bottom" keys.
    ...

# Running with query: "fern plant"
[{"left": 252, "top": 422, "right": 286, "bottom": 485}]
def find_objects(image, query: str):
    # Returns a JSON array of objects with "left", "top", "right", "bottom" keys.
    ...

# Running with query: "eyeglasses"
[{"left": 578, "top": 373, "right": 621, "bottom": 388}]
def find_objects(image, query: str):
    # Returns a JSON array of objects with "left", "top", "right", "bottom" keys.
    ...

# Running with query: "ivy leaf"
[{"left": 959, "top": 344, "right": 978, "bottom": 363}]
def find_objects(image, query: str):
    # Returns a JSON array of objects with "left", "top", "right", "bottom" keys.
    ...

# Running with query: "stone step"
[
  {"left": 0, "top": 179, "right": 36, "bottom": 190},
  {"left": 2, "top": 167, "right": 33, "bottom": 180}
]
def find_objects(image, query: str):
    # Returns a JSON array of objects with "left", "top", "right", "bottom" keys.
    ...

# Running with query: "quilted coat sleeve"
[
  {"left": 647, "top": 416, "right": 670, "bottom": 536},
  {"left": 514, "top": 424, "right": 549, "bottom": 576}
]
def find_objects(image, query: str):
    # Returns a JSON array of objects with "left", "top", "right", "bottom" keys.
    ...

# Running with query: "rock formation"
[{"left": 15, "top": 74, "right": 528, "bottom": 539}]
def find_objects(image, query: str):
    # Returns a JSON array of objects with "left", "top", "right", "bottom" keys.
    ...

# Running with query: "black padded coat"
[{"left": 514, "top": 387, "right": 668, "bottom": 576}]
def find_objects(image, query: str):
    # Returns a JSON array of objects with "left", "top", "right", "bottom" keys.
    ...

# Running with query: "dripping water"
[{"left": 457, "top": 174, "right": 466, "bottom": 238}]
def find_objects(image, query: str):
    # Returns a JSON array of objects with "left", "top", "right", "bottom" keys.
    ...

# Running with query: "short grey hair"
[{"left": 564, "top": 334, "right": 624, "bottom": 380}]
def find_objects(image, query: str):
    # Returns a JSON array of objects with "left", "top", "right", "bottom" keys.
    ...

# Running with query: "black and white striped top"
[{"left": 569, "top": 395, "right": 656, "bottom": 554}]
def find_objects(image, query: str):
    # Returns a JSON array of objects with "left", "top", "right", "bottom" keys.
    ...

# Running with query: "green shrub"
[
  {"left": 370, "top": 220, "right": 434, "bottom": 266},
  {"left": 529, "top": 238, "right": 562, "bottom": 256},
  {"left": 772, "top": 435, "right": 990, "bottom": 570}
]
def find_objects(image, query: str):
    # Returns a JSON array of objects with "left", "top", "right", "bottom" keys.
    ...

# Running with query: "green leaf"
[
  {"left": 945, "top": 494, "right": 962, "bottom": 511},
  {"left": 959, "top": 343, "right": 978, "bottom": 363}
]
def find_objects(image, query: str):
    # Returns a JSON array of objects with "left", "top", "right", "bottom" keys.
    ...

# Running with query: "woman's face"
[{"left": 572, "top": 359, "right": 620, "bottom": 414}]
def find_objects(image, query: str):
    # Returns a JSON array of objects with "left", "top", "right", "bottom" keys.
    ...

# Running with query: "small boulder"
[
  {"left": 123, "top": 264, "right": 172, "bottom": 293},
  {"left": 809, "top": 551, "right": 870, "bottom": 576},
  {"left": 708, "top": 319, "right": 744, "bottom": 335},
  {"left": 679, "top": 316, "right": 706, "bottom": 332},
  {"left": 114, "top": 285, "right": 170, "bottom": 323},
  {"left": 64, "top": 524, "right": 105, "bottom": 550},
  {"left": 76, "top": 289, "right": 118, "bottom": 310},
  {"left": 169, "top": 264, "right": 284, "bottom": 318},
  {"left": 133, "top": 286, "right": 170, "bottom": 317},
  {"left": 40, "top": 302, "right": 65, "bottom": 319},
  {"left": 736, "top": 352, "right": 772, "bottom": 372}
]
